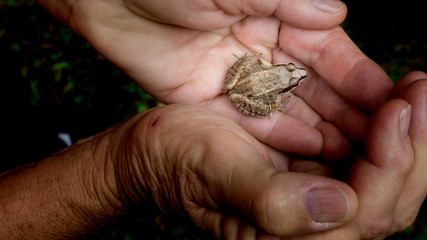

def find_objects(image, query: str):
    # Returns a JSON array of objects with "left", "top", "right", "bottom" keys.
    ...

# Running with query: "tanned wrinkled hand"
[{"left": 111, "top": 103, "right": 358, "bottom": 239}]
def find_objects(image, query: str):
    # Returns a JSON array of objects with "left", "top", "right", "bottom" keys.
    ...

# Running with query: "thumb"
[
  {"left": 215, "top": 148, "right": 358, "bottom": 237},
  {"left": 348, "top": 99, "right": 413, "bottom": 238},
  {"left": 134, "top": 104, "right": 357, "bottom": 238}
]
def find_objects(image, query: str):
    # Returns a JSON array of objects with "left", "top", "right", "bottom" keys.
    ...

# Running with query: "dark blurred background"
[{"left": 0, "top": 0, "right": 425, "bottom": 239}]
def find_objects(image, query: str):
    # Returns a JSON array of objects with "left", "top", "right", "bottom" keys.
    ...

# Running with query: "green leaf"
[
  {"left": 30, "top": 79, "right": 40, "bottom": 105},
  {"left": 50, "top": 52, "right": 63, "bottom": 61},
  {"left": 33, "top": 59, "right": 43, "bottom": 68},
  {"left": 73, "top": 95, "right": 83, "bottom": 104},
  {"left": 8, "top": 0, "right": 17, "bottom": 7},
  {"left": 51, "top": 62, "right": 72, "bottom": 71},
  {"left": 59, "top": 26, "right": 73, "bottom": 44},
  {"left": 10, "top": 42, "right": 21, "bottom": 52}
]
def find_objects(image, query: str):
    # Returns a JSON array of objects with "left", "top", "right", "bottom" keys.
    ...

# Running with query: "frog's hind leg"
[
  {"left": 229, "top": 93, "right": 270, "bottom": 117},
  {"left": 261, "top": 93, "right": 273, "bottom": 118}
]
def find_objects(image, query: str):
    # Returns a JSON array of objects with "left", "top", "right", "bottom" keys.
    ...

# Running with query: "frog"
[{"left": 223, "top": 53, "right": 307, "bottom": 117}]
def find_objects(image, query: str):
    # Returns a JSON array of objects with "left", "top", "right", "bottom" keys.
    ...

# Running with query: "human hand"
[
  {"left": 284, "top": 72, "right": 427, "bottom": 240},
  {"left": 4, "top": 103, "right": 355, "bottom": 239},
  {"left": 111, "top": 103, "right": 358, "bottom": 239},
  {"left": 48, "top": 0, "right": 393, "bottom": 156},
  {"left": 2, "top": 80, "right": 424, "bottom": 239},
  {"left": 111, "top": 81, "right": 427, "bottom": 239}
]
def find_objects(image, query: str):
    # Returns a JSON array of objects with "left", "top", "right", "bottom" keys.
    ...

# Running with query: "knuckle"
[
  {"left": 251, "top": 187, "right": 284, "bottom": 235},
  {"left": 363, "top": 217, "right": 393, "bottom": 239},
  {"left": 394, "top": 154, "right": 414, "bottom": 175},
  {"left": 393, "top": 214, "right": 417, "bottom": 233}
]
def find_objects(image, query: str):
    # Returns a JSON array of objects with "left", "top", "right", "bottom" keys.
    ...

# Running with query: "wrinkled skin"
[
  {"left": 109, "top": 75, "right": 427, "bottom": 240},
  {"left": 27, "top": 0, "right": 427, "bottom": 239}
]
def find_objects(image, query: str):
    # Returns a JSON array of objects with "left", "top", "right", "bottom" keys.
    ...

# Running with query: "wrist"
[
  {"left": 0, "top": 113, "right": 148, "bottom": 239},
  {"left": 109, "top": 109, "right": 162, "bottom": 210},
  {"left": 71, "top": 111, "right": 156, "bottom": 216}
]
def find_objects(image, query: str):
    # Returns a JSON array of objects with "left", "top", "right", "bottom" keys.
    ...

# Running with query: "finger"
[
  {"left": 263, "top": 143, "right": 335, "bottom": 176},
  {"left": 279, "top": 24, "right": 394, "bottom": 111},
  {"left": 126, "top": 0, "right": 346, "bottom": 31},
  {"left": 263, "top": 143, "right": 292, "bottom": 172},
  {"left": 222, "top": 216, "right": 255, "bottom": 240},
  {"left": 392, "top": 79, "right": 427, "bottom": 231},
  {"left": 272, "top": 49, "right": 371, "bottom": 142},
  {"left": 350, "top": 99, "right": 413, "bottom": 239},
  {"left": 229, "top": 15, "right": 281, "bottom": 54},
  {"left": 292, "top": 71, "right": 370, "bottom": 142},
  {"left": 390, "top": 71, "right": 427, "bottom": 98},
  {"left": 215, "top": 0, "right": 347, "bottom": 30},
  {"left": 221, "top": 216, "right": 282, "bottom": 240},
  {"left": 274, "top": 0, "right": 347, "bottom": 29},
  {"left": 208, "top": 96, "right": 324, "bottom": 156},
  {"left": 216, "top": 152, "right": 357, "bottom": 236},
  {"left": 243, "top": 114, "right": 323, "bottom": 156},
  {"left": 212, "top": 92, "right": 351, "bottom": 157},
  {"left": 290, "top": 159, "right": 333, "bottom": 177},
  {"left": 138, "top": 104, "right": 356, "bottom": 238},
  {"left": 315, "top": 121, "right": 352, "bottom": 161},
  {"left": 125, "top": 0, "right": 246, "bottom": 30}
]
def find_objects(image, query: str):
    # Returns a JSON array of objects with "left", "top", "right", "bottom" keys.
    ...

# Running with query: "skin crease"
[
  {"left": 1, "top": 77, "right": 426, "bottom": 239},
  {"left": 0, "top": 0, "right": 424, "bottom": 239},
  {"left": 55, "top": 0, "right": 394, "bottom": 155}
]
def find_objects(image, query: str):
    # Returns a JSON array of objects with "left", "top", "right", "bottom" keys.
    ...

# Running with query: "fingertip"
[
  {"left": 312, "top": 0, "right": 346, "bottom": 13},
  {"left": 306, "top": 186, "right": 351, "bottom": 223},
  {"left": 315, "top": 121, "right": 352, "bottom": 162},
  {"left": 391, "top": 71, "right": 427, "bottom": 98},
  {"left": 275, "top": 0, "right": 347, "bottom": 29},
  {"left": 369, "top": 99, "right": 411, "bottom": 142},
  {"left": 247, "top": 172, "right": 357, "bottom": 236},
  {"left": 393, "top": 79, "right": 427, "bottom": 144},
  {"left": 222, "top": 216, "right": 256, "bottom": 240},
  {"left": 366, "top": 99, "right": 413, "bottom": 170}
]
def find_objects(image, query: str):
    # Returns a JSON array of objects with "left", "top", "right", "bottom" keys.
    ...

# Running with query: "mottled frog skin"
[{"left": 223, "top": 53, "right": 307, "bottom": 117}]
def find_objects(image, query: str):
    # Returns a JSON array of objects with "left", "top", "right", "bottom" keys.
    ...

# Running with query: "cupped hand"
[
  {"left": 112, "top": 103, "right": 358, "bottom": 239},
  {"left": 284, "top": 72, "right": 427, "bottom": 239},
  {"left": 41, "top": 1, "right": 427, "bottom": 238},
  {"left": 60, "top": 0, "right": 393, "bottom": 156},
  {"left": 111, "top": 74, "right": 427, "bottom": 239}
]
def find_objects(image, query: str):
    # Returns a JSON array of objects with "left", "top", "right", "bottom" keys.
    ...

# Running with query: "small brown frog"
[{"left": 223, "top": 53, "right": 308, "bottom": 117}]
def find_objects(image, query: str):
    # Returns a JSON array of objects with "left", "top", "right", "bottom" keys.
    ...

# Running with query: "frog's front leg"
[
  {"left": 273, "top": 93, "right": 291, "bottom": 113},
  {"left": 228, "top": 93, "right": 272, "bottom": 117}
]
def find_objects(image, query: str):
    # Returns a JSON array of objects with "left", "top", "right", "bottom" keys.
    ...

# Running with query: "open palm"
[
  {"left": 67, "top": 0, "right": 393, "bottom": 154},
  {"left": 37, "top": 1, "right": 427, "bottom": 239}
]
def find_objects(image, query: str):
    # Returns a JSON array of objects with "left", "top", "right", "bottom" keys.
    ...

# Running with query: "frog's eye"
[{"left": 285, "top": 63, "right": 296, "bottom": 71}]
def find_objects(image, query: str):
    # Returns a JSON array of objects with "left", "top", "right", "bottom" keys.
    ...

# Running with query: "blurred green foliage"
[
  {"left": 0, "top": 0, "right": 426, "bottom": 239},
  {"left": 1, "top": 1, "right": 155, "bottom": 115}
]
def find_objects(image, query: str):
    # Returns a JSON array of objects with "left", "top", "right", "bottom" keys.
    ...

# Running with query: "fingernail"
[
  {"left": 306, "top": 187, "right": 350, "bottom": 223},
  {"left": 399, "top": 105, "right": 412, "bottom": 138},
  {"left": 312, "top": 0, "right": 345, "bottom": 12}
]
